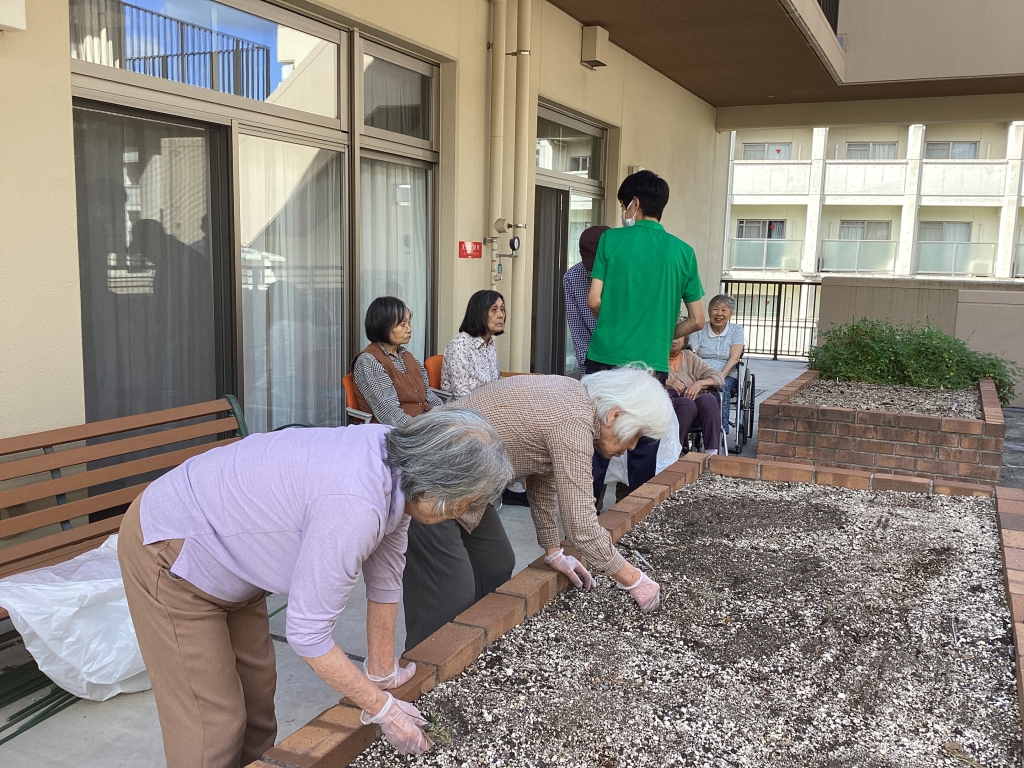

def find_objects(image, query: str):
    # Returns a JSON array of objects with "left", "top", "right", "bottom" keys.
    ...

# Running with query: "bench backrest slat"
[
  {"left": 0, "top": 484, "right": 148, "bottom": 540},
  {"left": 0, "top": 400, "right": 234, "bottom": 458},
  {"left": 0, "top": 515, "right": 125, "bottom": 571},
  {"left": 0, "top": 416, "right": 239, "bottom": 483},
  {"left": 0, "top": 437, "right": 238, "bottom": 510}
]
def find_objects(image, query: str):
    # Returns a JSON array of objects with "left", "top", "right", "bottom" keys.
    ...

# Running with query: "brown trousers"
[{"left": 118, "top": 497, "right": 278, "bottom": 768}]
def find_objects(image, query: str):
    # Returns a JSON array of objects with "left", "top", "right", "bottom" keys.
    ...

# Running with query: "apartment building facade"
[{"left": 723, "top": 122, "right": 1024, "bottom": 283}]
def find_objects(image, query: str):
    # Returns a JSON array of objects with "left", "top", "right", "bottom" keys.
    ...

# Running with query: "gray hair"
[
  {"left": 708, "top": 294, "right": 736, "bottom": 313},
  {"left": 581, "top": 365, "right": 673, "bottom": 442},
  {"left": 383, "top": 408, "right": 513, "bottom": 517}
]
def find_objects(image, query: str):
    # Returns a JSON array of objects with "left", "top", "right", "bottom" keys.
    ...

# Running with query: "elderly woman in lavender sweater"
[{"left": 117, "top": 409, "right": 512, "bottom": 767}]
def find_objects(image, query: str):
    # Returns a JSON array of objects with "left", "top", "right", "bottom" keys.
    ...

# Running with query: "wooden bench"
[{"left": 0, "top": 397, "right": 248, "bottom": 620}]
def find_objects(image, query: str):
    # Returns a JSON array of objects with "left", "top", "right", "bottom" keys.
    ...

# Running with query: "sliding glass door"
[
  {"left": 73, "top": 103, "right": 231, "bottom": 421},
  {"left": 239, "top": 135, "right": 346, "bottom": 431}
]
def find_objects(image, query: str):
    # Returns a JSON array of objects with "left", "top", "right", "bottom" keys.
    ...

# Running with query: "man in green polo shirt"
[{"left": 586, "top": 169, "right": 706, "bottom": 499}]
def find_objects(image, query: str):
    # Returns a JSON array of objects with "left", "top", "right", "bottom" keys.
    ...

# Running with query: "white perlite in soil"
[
  {"left": 353, "top": 474, "right": 1020, "bottom": 768},
  {"left": 791, "top": 379, "right": 983, "bottom": 419}
]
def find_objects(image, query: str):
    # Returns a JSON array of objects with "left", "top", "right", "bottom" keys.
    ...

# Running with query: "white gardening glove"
[
  {"left": 544, "top": 548, "right": 596, "bottom": 589},
  {"left": 617, "top": 570, "right": 661, "bottom": 611},
  {"left": 360, "top": 692, "right": 432, "bottom": 755},
  {"left": 364, "top": 658, "right": 417, "bottom": 691}
]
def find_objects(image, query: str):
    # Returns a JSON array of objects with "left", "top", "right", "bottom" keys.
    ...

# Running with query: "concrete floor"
[{"left": 0, "top": 359, "right": 839, "bottom": 766}]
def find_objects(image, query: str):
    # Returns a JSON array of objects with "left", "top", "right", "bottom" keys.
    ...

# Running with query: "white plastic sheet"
[{"left": 0, "top": 535, "right": 151, "bottom": 701}]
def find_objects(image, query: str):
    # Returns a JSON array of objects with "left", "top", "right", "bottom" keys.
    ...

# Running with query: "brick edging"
[
  {"left": 758, "top": 374, "right": 1005, "bottom": 485},
  {"left": 251, "top": 450, "right": 1000, "bottom": 767}
]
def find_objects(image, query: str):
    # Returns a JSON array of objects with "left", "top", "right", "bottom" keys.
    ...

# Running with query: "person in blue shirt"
[{"left": 563, "top": 225, "right": 609, "bottom": 376}]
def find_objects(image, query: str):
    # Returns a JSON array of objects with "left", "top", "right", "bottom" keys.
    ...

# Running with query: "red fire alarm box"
[{"left": 459, "top": 241, "right": 482, "bottom": 259}]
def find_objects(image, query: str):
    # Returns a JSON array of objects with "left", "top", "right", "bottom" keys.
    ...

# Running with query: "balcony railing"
[
  {"left": 731, "top": 161, "right": 811, "bottom": 195},
  {"left": 919, "top": 161, "right": 1007, "bottom": 198},
  {"left": 819, "top": 240, "right": 897, "bottom": 273},
  {"left": 1014, "top": 245, "right": 1024, "bottom": 278},
  {"left": 915, "top": 242, "right": 996, "bottom": 277},
  {"left": 728, "top": 239, "right": 802, "bottom": 271},
  {"left": 72, "top": 0, "right": 271, "bottom": 101}
]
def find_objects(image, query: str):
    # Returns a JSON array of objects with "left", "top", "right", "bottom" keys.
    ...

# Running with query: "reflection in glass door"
[
  {"left": 239, "top": 135, "right": 346, "bottom": 431},
  {"left": 531, "top": 186, "right": 602, "bottom": 376}
]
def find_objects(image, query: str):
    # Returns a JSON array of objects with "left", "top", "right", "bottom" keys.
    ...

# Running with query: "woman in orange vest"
[{"left": 353, "top": 296, "right": 443, "bottom": 425}]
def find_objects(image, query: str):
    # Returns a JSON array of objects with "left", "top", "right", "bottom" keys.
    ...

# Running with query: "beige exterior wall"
[
  {"left": 826, "top": 124, "right": 908, "bottom": 160},
  {"left": 923, "top": 122, "right": 1010, "bottom": 160},
  {"left": 0, "top": 0, "right": 85, "bottom": 439},
  {"left": 0, "top": 0, "right": 725, "bottom": 436},
  {"left": 838, "top": 0, "right": 1024, "bottom": 83},
  {"left": 733, "top": 128, "right": 815, "bottom": 161},
  {"left": 819, "top": 205, "right": 903, "bottom": 241}
]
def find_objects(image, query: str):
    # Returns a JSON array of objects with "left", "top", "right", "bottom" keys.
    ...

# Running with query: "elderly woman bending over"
[
  {"left": 403, "top": 367, "right": 673, "bottom": 650},
  {"left": 354, "top": 296, "right": 443, "bottom": 425},
  {"left": 119, "top": 409, "right": 513, "bottom": 765},
  {"left": 667, "top": 336, "right": 725, "bottom": 454},
  {"left": 440, "top": 289, "right": 505, "bottom": 397},
  {"left": 687, "top": 294, "right": 744, "bottom": 434}
]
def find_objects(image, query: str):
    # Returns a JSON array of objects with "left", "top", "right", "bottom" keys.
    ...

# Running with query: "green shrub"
[{"left": 808, "top": 319, "right": 1021, "bottom": 406}]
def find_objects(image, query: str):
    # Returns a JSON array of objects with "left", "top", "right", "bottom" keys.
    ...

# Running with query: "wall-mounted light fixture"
[
  {"left": 581, "top": 26, "right": 609, "bottom": 68},
  {"left": 0, "top": 0, "right": 27, "bottom": 32}
]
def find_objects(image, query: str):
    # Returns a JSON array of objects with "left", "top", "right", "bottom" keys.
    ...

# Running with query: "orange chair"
[
  {"left": 341, "top": 374, "right": 374, "bottom": 424},
  {"left": 423, "top": 354, "right": 454, "bottom": 402}
]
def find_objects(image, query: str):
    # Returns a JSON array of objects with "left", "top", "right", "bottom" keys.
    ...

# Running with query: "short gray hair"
[
  {"left": 383, "top": 408, "right": 513, "bottom": 517},
  {"left": 581, "top": 365, "right": 673, "bottom": 442},
  {"left": 708, "top": 294, "right": 735, "bottom": 313}
]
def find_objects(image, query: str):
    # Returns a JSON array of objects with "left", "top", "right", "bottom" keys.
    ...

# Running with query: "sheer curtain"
[
  {"left": 360, "top": 157, "right": 431, "bottom": 360},
  {"left": 240, "top": 136, "right": 345, "bottom": 431},
  {"left": 73, "top": 104, "right": 217, "bottom": 422},
  {"left": 363, "top": 55, "right": 432, "bottom": 140}
]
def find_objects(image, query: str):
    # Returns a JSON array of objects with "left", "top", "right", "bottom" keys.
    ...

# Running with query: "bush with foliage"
[{"left": 808, "top": 319, "right": 1021, "bottom": 406}]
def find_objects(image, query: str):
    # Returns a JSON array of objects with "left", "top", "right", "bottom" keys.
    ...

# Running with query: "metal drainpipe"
[
  {"left": 508, "top": 0, "right": 532, "bottom": 371},
  {"left": 486, "top": 0, "right": 507, "bottom": 288}
]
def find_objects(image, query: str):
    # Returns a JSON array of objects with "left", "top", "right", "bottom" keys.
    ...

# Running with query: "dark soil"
[{"left": 353, "top": 474, "right": 1020, "bottom": 768}]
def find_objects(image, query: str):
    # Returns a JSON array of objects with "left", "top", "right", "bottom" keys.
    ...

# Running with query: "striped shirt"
[
  {"left": 450, "top": 375, "right": 625, "bottom": 575},
  {"left": 353, "top": 344, "right": 443, "bottom": 427},
  {"left": 563, "top": 262, "right": 596, "bottom": 375}
]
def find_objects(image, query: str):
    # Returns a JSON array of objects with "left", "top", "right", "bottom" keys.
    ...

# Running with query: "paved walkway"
[{"left": 1003, "top": 408, "right": 1024, "bottom": 490}]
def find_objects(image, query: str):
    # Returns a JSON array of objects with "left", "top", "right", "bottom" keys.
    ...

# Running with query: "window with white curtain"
[
  {"left": 742, "top": 143, "right": 791, "bottom": 160},
  {"left": 845, "top": 142, "right": 897, "bottom": 160},
  {"left": 239, "top": 136, "right": 346, "bottom": 431},
  {"left": 925, "top": 142, "right": 979, "bottom": 160},
  {"left": 737, "top": 219, "right": 786, "bottom": 238},
  {"left": 839, "top": 220, "right": 892, "bottom": 240},
  {"left": 360, "top": 156, "right": 431, "bottom": 360},
  {"left": 363, "top": 50, "right": 433, "bottom": 141},
  {"left": 918, "top": 221, "right": 972, "bottom": 241}
]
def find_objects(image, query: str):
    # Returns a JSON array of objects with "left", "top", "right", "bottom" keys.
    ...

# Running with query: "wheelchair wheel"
[{"left": 742, "top": 371, "right": 756, "bottom": 440}]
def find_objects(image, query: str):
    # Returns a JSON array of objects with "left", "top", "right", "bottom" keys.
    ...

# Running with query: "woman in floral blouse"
[{"left": 440, "top": 290, "right": 505, "bottom": 397}]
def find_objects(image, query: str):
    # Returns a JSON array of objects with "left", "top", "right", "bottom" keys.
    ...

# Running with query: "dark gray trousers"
[{"left": 402, "top": 504, "right": 516, "bottom": 651}]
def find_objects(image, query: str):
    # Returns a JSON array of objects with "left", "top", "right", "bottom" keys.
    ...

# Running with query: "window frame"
[
  {"left": 359, "top": 39, "right": 440, "bottom": 154},
  {"left": 70, "top": 0, "right": 348, "bottom": 132},
  {"left": 924, "top": 141, "right": 980, "bottom": 160},
  {"left": 741, "top": 142, "right": 793, "bottom": 161},
  {"left": 844, "top": 142, "right": 898, "bottom": 160},
  {"left": 535, "top": 104, "right": 606, "bottom": 197},
  {"left": 838, "top": 220, "right": 892, "bottom": 240},
  {"left": 69, "top": 9, "right": 442, "bottom": 425}
]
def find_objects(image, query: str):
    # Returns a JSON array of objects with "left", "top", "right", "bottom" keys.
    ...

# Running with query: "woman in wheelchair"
[
  {"left": 666, "top": 336, "right": 725, "bottom": 455},
  {"left": 688, "top": 294, "right": 744, "bottom": 434}
]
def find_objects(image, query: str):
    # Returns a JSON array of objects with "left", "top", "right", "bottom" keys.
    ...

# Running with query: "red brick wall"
[{"left": 757, "top": 371, "right": 1005, "bottom": 485}]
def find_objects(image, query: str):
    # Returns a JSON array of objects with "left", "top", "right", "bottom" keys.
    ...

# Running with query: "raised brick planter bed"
[
  {"left": 757, "top": 370, "right": 1006, "bottom": 485},
  {"left": 247, "top": 453, "right": 1011, "bottom": 768}
]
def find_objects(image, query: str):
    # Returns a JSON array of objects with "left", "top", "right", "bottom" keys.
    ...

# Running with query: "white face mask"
[{"left": 621, "top": 199, "right": 637, "bottom": 227}]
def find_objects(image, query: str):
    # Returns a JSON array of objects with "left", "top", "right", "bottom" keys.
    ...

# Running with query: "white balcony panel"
[
  {"left": 824, "top": 162, "right": 906, "bottom": 196},
  {"left": 731, "top": 162, "right": 810, "bottom": 195},
  {"left": 728, "top": 239, "right": 802, "bottom": 271},
  {"left": 819, "top": 240, "right": 897, "bottom": 273},
  {"left": 920, "top": 162, "right": 1006, "bottom": 197},
  {"left": 916, "top": 242, "right": 996, "bottom": 277}
]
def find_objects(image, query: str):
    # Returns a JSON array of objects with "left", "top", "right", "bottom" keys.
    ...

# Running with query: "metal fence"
[
  {"left": 85, "top": 1, "right": 273, "bottom": 101},
  {"left": 720, "top": 280, "right": 821, "bottom": 359}
]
